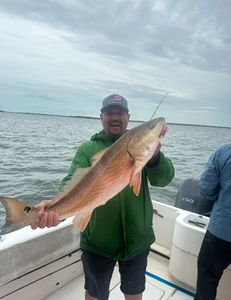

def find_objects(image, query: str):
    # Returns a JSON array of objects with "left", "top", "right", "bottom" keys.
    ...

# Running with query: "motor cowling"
[{"left": 175, "top": 178, "right": 213, "bottom": 217}]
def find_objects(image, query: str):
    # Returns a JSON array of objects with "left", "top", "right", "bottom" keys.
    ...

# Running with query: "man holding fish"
[{"left": 1, "top": 94, "right": 174, "bottom": 300}]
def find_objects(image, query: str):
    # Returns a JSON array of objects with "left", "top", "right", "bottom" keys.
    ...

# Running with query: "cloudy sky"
[{"left": 0, "top": 0, "right": 230, "bottom": 127}]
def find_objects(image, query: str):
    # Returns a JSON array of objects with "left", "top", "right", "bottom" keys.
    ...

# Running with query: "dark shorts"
[{"left": 81, "top": 249, "right": 149, "bottom": 300}]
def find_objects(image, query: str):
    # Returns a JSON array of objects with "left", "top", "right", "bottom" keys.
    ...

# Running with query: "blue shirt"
[{"left": 199, "top": 144, "right": 231, "bottom": 242}]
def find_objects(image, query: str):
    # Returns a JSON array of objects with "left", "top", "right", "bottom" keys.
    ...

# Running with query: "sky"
[{"left": 0, "top": 0, "right": 230, "bottom": 127}]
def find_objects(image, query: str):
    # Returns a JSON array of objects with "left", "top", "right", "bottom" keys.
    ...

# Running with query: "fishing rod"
[{"left": 150, "top": 92, "right": 168, "bottom": 119}]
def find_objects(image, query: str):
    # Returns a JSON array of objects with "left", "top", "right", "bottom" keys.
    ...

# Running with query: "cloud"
[
  {"left": 0, "top": 0, "right": 230, "bottom": 126},
  {"left": 195, "top": 106, "right": 219, "bottom": 112},
  {"left": 0, "top": 0, "right": 230, "bottom": 73}
]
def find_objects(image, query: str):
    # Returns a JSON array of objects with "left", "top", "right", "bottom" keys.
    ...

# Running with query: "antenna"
[{"left": 150, "top": 92, "right": 168, "bottom": 119}]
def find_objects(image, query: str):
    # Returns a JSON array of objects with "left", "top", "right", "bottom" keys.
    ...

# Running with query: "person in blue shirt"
[{"left": 194, "top": 144, "right": 231, "bottom": 300}]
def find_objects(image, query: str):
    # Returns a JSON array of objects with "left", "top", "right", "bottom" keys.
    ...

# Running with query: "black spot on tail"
[{"left": 24, "top": 206, "right": 31, "bottom": 213}]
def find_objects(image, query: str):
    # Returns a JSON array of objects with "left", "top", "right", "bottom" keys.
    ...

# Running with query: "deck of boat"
[{"left": 47, "top": 250, "right": 195, "bottom": 300}]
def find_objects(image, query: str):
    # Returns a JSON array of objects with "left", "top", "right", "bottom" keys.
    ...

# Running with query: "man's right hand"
[{"left": 31, "top": 200, "right": 60, "bottom": 229}]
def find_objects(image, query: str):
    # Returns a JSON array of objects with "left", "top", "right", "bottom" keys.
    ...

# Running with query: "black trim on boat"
[{"left": 150, "top": 247, "right": 170, "bottom": 260}]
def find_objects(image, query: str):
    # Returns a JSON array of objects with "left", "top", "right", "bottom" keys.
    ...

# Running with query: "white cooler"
[{"left": 169, "top": 212, "right": 231, "bottom": 300}]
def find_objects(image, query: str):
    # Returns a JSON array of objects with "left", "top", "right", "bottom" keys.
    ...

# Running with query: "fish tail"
[{"left": 0, "top": 196, "right": 37, "bottom": 235}]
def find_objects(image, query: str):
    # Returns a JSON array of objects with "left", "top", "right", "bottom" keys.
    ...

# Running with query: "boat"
[{"left": 0, "top": 179, "right": 230, "bottom": 300}]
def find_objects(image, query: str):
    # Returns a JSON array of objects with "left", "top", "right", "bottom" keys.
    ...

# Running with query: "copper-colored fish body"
[{"left": 0, "top": 117, "right": 167, "bottom": 234}]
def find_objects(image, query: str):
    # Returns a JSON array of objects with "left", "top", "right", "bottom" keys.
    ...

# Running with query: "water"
[{"left": 0, "top": 112, "right": 230, "bottom": 226}]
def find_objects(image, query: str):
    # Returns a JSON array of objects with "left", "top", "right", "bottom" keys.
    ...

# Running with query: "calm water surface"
[{"left": 0, "top": 112, "right": 230, "bottom": 226}]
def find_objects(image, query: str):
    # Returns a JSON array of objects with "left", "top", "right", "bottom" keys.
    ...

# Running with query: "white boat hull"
[{"left": 0, "top": 201, "right": 230, "bottom": 300}]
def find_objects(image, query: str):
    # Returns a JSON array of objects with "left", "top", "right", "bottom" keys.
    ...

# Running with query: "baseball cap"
[{"left": 101, "top": 94, "right": 129, "bottom": 113}]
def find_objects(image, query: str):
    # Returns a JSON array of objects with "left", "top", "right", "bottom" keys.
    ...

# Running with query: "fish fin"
[
  {"left": 91, "top": 148, "right": 109, "bottom": 166},
  {"left": 129, "top": 161, "right": 142, "bottom": 196},
  {"left": 0, "top": 197, "right": 37, "bottom": 235},
  {"left": 72, "top": 211, "right": 93, "bottom": 232},
  {"left": 51, "top": 167, "right": 91, "bottom": 205},
  {"left": 130, "top": 172, "right": 142, "bottom": 196}
]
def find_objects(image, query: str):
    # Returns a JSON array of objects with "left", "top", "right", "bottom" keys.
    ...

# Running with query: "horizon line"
[{"left": 0, "top": 109, "right": 230, "bottom": 129}]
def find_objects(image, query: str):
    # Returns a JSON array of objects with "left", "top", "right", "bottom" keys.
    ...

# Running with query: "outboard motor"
[{"left": 175, "top": 178, "right": 213, "bottom": 217}]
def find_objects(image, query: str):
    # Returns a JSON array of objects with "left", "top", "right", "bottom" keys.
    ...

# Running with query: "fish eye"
[{"left": 148, "top": 122, "right": 156, "bottom": 129}]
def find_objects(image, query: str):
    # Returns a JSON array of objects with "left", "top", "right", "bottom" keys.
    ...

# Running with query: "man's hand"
[
  {"left": 147, "top": 143, "right": 161, "bottom": 167},
  {"left": 31, "top": 200, "right": 60, "bottom": 229}
]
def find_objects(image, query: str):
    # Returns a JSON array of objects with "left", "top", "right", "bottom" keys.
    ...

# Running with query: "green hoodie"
[{"left": 60, "top": 131, "right": 174, "bottom": 261}]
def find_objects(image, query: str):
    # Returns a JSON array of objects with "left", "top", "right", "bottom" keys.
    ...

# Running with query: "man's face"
[{"left": 100, "top": 107, "right": 130, "bottom": 137}]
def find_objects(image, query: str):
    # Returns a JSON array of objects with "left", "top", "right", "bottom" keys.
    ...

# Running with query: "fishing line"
[{"left": 150, "top": 92, "right": 168, "bottom": 119}]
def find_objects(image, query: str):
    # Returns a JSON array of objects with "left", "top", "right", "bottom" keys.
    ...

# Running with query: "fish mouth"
[{"left": 159, "top": 126, "right": 168, "bottom": 138}]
